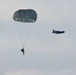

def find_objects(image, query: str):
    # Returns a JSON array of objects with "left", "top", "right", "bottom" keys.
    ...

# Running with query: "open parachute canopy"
[{"left": 13, "top": 9, "right": 37, "bottom": 23}]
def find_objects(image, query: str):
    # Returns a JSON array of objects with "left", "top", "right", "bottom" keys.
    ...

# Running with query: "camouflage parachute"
[{"left": 13, "top": 9, "right": 37, "bottom": 23}]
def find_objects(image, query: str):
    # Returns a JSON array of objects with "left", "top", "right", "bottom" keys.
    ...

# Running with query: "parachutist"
[
  {"left": 13, "top": 9, "right": 37, "bottom": 55},
  {"left": 21, "top": 48, "right": 25, "bottom": 55}
]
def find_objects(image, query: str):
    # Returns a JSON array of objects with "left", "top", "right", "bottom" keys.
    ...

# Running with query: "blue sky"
[{"left": 0, "top": 0, "right": 76, "bottom": 75}]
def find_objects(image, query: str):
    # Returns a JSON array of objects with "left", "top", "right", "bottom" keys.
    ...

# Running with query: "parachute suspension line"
[
  {"left": 14, "top": 23, "right": 35, "bottom": 49},
  {"left": 23, "top": 24, "right": 35, "bottom": 48},
  {"left": 15, "top": 23, "right": 24, "bottom": 48}
]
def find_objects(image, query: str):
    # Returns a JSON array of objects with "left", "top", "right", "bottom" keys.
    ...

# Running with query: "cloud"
[
  {"left": 0, "top": 36, "right": 21, "bottom": 53},
  {"left": 26, "top": 35, "right": 75, "bottom": 55},
  {"left": 4, "top": 69, "right": 76, "bottom": 75},
  {"left": 0, "top": 0, "right": 76, "bottom": 23},
  {"left": 0, "top": 1, "right": 76, "bottom": 75}
]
